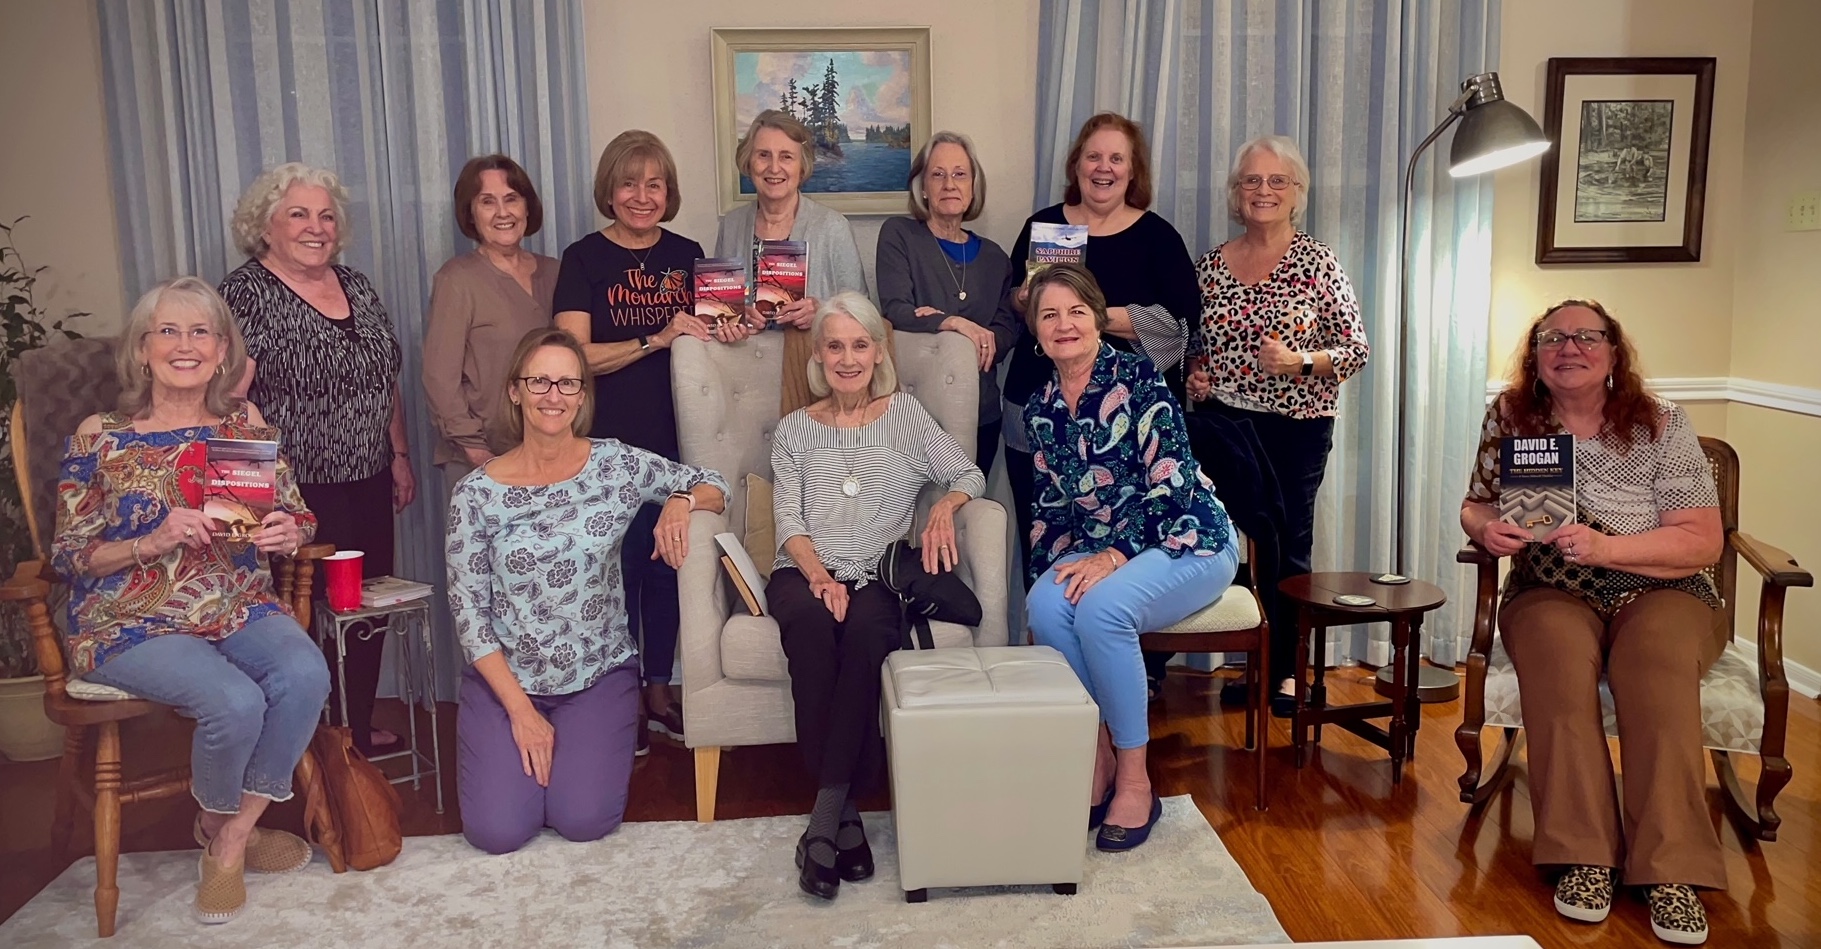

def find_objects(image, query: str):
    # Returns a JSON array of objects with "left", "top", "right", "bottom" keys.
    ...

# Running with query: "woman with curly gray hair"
[{"left": 218, "top": 162, "right": 414, "bottom": 756}]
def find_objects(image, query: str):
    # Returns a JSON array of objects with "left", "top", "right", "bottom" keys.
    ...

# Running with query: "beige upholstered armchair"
[{"left": 670, "top": 330, "right": 1008, "bottom": 821}]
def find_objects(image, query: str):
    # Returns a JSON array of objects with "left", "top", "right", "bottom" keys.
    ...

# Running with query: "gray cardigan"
[
  {"left": 713, "top": 194, "right": 870, "bottom": 304},
  {"left": 874, "top": 216, "right": 1017, "bottom": 425}
]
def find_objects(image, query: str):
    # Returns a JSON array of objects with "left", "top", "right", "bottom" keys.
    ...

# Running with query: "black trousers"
[
  {"left": 767, "top": 568, "right": 901, "bottom": 792},
  {"left": 976, "top": 419, "right": 1002, "bottom": 482},
  {"left": 299, "top": 468, "right": 395, "bottom": 753},
  {"left": 1205, "top": 401, "right": 1335, "bottom": 682},
  {"left": 619, "top": 503, "right": 681, "bottom": 686},
  {"left": 1005, "top": 445, "right": 1037, "bottom": 590}
]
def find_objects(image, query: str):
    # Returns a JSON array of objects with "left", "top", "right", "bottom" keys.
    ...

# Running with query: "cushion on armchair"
[{"left": 14, "top": 335, "right": 123, "bottom": 555}]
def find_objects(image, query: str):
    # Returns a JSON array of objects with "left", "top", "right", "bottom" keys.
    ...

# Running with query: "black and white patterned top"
[
  {"left": 771, "top": 394, "right": 984, "bottom": 583},
  {"left": 446, "top": 439, "right": 727, "bottom": 696},
  {"left": 219, "top": 259, "right": 401, "bottom": 484}
]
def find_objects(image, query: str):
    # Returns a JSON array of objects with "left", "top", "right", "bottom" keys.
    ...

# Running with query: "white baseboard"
[
  {"left": 1484, "top": 376, "right": 1821, "bottom": 419},
  {"left": 1727, "top": 641, "right": 1821, "bottom": 700}
]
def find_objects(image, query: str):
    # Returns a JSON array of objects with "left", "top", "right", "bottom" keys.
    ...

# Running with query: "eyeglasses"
[
  {"left": 516, "top": 375, "right": 584, "bottom": 395},
  {"left": 143, "top": 326, "right": 219, "bottom": 345},
  {"left": 1535, "top": 329, "right": 1611, "bottom": 350},
  {"left": 928, "top": 170, "right": 971, "bottom": 185},
  {"left": 1237, "top": 174, "right": 1298, "bottom": 191}
]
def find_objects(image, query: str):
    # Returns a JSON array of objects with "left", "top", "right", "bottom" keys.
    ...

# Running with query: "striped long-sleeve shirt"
[{"left": 771, "top": 394, "right": 985, "bottom": 583}]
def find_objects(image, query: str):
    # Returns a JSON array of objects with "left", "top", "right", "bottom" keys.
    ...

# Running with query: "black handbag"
[{"left": 877, "top": 538, "right": 982, "bottom": 649}]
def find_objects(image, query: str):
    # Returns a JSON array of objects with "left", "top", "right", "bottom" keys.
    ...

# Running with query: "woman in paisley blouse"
[
  {"left": 445, "top": 327, "right": 727, "bottom": 855},
  {"left": 1022, "top": 264, "right": 1238, "bottom": 854},
  {"left": 1186, "top": 135, "right": 1368, "bottom": 714},
  {"left": 1461, "top": 301, "right": 1723, "bottom": 946},
  {"left": 54, "top": 277, "right": 328, "bottom": 924}
]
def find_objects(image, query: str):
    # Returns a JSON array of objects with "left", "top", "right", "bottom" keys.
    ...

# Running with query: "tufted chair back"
[
  {"left": 669, "top": 333, "right": 786, "bottom": 537},
  {"left": 11, "top": 335, "right": 123, "bottom": 559}
]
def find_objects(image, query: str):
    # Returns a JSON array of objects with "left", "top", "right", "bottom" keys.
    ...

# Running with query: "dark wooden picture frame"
[{"left": 1535, "top": 57, "right": 1716, "bottom": 264}]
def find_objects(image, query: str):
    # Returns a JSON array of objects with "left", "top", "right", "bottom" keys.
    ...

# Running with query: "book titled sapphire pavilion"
[{"left": 1498, "top": 434, "right": 1576, "bottom": 542}]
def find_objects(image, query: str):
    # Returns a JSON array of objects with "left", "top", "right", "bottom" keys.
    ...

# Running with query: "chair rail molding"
[{"left": 1484, "top": 376, "right": 1821, "bottom": 418}]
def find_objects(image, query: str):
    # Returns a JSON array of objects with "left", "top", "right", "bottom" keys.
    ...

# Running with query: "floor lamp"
[{"left": 1370, "top": 71, "right": 1550, "bottom": 698}]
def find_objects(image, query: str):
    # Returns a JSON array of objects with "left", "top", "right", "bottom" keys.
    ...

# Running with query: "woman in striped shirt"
[{"left": 766, "top": 292, "right": 985, "bottom": 900}]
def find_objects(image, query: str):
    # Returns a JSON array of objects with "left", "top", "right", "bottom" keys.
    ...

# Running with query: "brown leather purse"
[{"left": 308, "top": 725, "right": 403, "bottom": 870}]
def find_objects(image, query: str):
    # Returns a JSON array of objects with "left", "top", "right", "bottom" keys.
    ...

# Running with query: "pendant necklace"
[
  {"left": 937, "top": 229, "right": 969, "bottom": 302},
  {"left": 616, "top": 225, "right": 656, "bottom": 272},
  {"left": 834, "top": 407, "right": 866, "bottom": 497}
]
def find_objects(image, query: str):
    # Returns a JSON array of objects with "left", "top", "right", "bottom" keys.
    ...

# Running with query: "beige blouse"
[{"left": 422, "top": 249, "right": 558, "bottom": 465}]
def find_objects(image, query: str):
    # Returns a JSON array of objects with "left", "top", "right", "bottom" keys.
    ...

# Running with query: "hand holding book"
[{"left": 249, "top": 510, "right": 304, "bottom": 556}]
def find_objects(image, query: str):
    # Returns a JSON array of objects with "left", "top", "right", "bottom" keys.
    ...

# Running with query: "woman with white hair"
[
  {"left": 1186, "top": 135, "right": 1370, "bottom": 715},
  {"left": 218, "top": 162, "right": 415, "bottom": 757},
  {"left": 765, "top": 292, "right": 985, "bottom": 900}
]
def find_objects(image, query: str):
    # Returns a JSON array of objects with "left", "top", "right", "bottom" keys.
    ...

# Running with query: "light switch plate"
[{"left": 1790, "top": 191, "right": 1821, "bottom": 231}]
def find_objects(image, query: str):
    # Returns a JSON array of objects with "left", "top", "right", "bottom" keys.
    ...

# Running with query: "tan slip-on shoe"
[
  {"left": 194, "top": 815, "right": 312, "bottom": 874},
  {"left": 195, "top": 847, "right": 246, "bottom": 925}
]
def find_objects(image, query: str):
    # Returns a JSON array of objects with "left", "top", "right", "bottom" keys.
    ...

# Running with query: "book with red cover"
[
  {"left": 203, "top": 438, "right": 278, "bottom": 541},
  {"left": 755, "top": 240, "right": 807, "bottom": 325},
  {"left": 693, "top": 257, "right": 748, "bottom": 326}
]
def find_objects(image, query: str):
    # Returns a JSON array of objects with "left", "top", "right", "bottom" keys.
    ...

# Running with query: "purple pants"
[{"left": 457, "top": 661, "right": 639, "bottom": 855}]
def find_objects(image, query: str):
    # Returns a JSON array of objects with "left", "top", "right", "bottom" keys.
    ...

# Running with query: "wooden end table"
[{"left": 1278, "top": 572, "right": 1447, "bottom": 783}]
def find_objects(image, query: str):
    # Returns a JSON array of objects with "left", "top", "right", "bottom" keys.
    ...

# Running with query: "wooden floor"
[{"left": 2, "top": 667, "right": 1816, "bottom": 946}]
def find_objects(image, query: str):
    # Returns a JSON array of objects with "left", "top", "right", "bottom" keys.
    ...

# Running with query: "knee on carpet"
[
  {"left": 549, "top": 807, "right": 622, "bottom": 844},
  {"left": 463, "top": 816, "right": 541, "bottom": 856}
]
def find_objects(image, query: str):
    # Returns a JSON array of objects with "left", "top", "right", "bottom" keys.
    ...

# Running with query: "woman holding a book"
[
  {"left": 1020, "top": 263, "right": 1238, "bottom": 855},
  {"left": 1460, "top": 301, "right": 1724, "bottom": 945},
  {"left": 714, "top": 109, "right": 871, "bottom": 413},
  {"left": 766, "top": 293, "right": 984, "bottom": 900},
  {"left": 876, "top": 130, "right": 1019, "bottom": 474},
  {"left": 555, "top": 130, "right": 729, "bottom": 750},
  {"left": 446, "top": 328, "right": 727, "bottom": 855},
  {"left": 219, "top": 162, "right": 414, "bottom": 759},
  {"left": 1184, "top": 135, "right": 1370, "bottom": 716},
  {"left": 53, "top": 276, "right": 329, "bottom": 923}
]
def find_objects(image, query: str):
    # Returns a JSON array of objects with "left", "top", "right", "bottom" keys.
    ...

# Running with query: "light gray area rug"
[{"left": 3, "top": 795, "right": 1288, "bottom": 948}]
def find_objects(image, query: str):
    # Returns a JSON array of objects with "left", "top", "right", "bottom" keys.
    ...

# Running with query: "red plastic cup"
[{"left": 323, "top": 550, "right": 365, "bottom": 613}]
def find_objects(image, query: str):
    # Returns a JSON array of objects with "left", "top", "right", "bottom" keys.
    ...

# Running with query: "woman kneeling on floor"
[
  {"left": 767, "top": 292, "right": 985, "bottom": 899},
  {"left": 53, "top": 277, "right": 329, "bottom": 924},
  {"left": 1022, "top": 263, "right": 1239, "bottom": 854},
  {"left": 446, "top": 327, "right": 727, "bottom": 854}
]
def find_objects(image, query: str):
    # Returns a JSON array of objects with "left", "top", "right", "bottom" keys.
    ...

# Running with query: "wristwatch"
[
  {"left": 638, "top": 335, "right": 652, "bottom": 352},
  {"left": 1300, "top": 351, "right": 1314, "bottom": 376}
]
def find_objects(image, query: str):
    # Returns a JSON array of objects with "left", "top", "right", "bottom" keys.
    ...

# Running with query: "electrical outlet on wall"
[{"left": 1790, "top": 191, "right": 1821, "bottom": 231}]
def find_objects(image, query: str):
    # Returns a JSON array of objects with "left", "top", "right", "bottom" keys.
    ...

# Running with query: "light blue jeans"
[
  {"left": 1027, "top": 544, "right": 1240, "bottom": 749},
  {"left": 85, "top": 612, "right": 331, "bottom": 813}
]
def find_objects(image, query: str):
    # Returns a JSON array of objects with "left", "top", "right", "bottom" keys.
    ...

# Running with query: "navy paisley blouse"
[
  {"left": 445, "top": 439, "right": 727, "bottom": 695},
  {"left": 1024, "top": 344, "right": 1232, "bottom": 581}
]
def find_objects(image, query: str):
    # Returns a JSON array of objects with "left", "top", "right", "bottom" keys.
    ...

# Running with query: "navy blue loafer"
[
  {"left": 1095, "top": 793, "right": 1163, "bottom": 852},
  {"left": 1087, "top": 786, "right": 1116, "bottom": 830}
]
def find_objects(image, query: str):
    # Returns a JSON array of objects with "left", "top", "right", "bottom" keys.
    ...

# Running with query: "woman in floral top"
[
  {"left": 445, "top": 328, "right": 726, "bottom": 856},
  {"left": 1023, "top": 264, "right": 1237, "bottom": 854},
  {"left": 54, "top": 277, "right": 328, "bottom": 924}
]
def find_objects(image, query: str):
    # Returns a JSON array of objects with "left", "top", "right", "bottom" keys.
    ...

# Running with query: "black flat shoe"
[
  {"left": 1096, "top": 793, "right": 1163, "bottom": 853},
  {"left": 1087, "top": 786, "right": 1116, "bottom": 830},
  {"left": 1219, "top": 674, "right": 1252, "bottom": 707},
  {"left": 1270, "top": 692, "right": 1298, "bottom": 719},
  {"left": 836, "top": 820, "right": 874, "bottom": 882},
  {"left": 797, "top": 835, "right": 840, "bottom": 900}
]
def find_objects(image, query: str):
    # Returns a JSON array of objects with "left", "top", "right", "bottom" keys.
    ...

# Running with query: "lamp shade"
[{"left": 1448, "top": 73, "right": 1550, "bottom": 178}]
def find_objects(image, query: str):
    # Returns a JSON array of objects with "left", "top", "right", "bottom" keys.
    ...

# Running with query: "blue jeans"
[
  {"left": 1027, "top": 544, "right": 1240, "bottom": 749},
  {"left": 86, "top": 612, "right": 331, "bottom": 813}
]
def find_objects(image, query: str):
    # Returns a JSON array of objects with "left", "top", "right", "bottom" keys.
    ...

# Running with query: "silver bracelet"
[{"left": 131, "top": 536, "right": 153, "bottom": 569}]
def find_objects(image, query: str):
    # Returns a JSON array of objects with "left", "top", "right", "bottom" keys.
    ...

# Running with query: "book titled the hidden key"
[
  {"left": 203, "top": 438, "right": 278, "bottom": 542},
  {"left": 1497, "top": 434, "right": 1576, "bottom": 541}
]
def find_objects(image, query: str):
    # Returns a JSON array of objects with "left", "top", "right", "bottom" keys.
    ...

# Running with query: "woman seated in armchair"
[
  {"left": 1022, "top": 264, "right": 1238, "bottom": 855},
  {"left": 445, "top": 327, "right": 727, "bottom": 855},
  {"left": 1461, "top": 300, "right": 1724, "bottom": 946},
  {"left": 766, "top": 292, "right": 985, "bottom": 900},
  {"left": 53, "top": 276, "right": 330, "bottom": 925}
]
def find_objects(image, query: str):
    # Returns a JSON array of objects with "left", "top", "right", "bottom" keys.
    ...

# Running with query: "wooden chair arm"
[
  {"left": 1731, "top": 532, "right": 1813, "bottom": 589},
  {"left": 0, "top": 560, "right": 52, "bottom": 603},
  {"left": 293, "top": 543, "right": 336, "bottom": 561},
  {"left": 1456, "top": 542, "right": 1497, "bottom": 566}
]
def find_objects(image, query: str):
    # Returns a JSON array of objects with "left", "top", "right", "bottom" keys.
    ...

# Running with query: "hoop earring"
[
  {"left": 1606, "top": 373, "right": 1614, "bottom": 390},
  {"left": 215, "top": 364, "right": 225, "bottom": 378},
  {"left": 1532, "top": 378, "right": 1547, "bottom": 400},
  {"left": 1034, "top": 342, "right": 1046, "bottom": 358},
  {"left": 141, "top": 363, "right": 152, "bottom": 378}
]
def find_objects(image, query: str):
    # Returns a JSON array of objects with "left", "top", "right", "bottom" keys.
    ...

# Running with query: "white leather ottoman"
[{"left": 881, "top": 645, "right": 1098, "bottom": 902}]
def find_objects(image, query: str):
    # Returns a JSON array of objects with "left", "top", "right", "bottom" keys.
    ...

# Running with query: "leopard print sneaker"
[
  {"left": 1648, "top": 884, "right": 1709, "bottom": 945},
  {"left": 1552, "top": 865, "right": 1614, "bottom": 923}
]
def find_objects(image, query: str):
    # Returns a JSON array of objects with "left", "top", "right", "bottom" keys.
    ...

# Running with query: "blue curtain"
[
  {"left": 1035, "top": 0, "right": 1500, "bottom": 666},
  {"left": 97, "top": 0, "right": 594, "bottom": 699}
]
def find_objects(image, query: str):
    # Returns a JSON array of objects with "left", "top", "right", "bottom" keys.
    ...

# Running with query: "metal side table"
[{"left": 312, "top": 598, "right": 444, "bottom": 813}]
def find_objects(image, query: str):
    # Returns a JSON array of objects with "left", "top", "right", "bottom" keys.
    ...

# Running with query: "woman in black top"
[
  {"left": 554, "top": 130, "right": 737, "bottom": 748},
  {"left": 220, "top": 162, "right": 415, "bottom": 756},
  {"left": 1000, "top": 113, "right": 1199, "bottom": 572}
]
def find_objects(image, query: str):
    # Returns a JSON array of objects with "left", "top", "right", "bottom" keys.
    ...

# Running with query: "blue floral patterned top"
[
  {"left": 1024, "top": 344, "right": 1231, "bottom": 581},
  {"left": 445, "top": 439, "right": 727, "bottom": 696}
]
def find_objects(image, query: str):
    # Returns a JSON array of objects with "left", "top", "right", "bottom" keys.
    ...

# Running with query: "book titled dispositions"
[
  {"left": 204, "top": 438, "right": 278, "bottom": 541},
  {"left": 693, "top": 257, "right": 747, "bottom": 326},
  {"left": 1497, "top": 434, "right": 1576, "bottom": 541}
]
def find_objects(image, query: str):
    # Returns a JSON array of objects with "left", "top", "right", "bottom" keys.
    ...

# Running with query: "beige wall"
[
  {"left": 581, "top": 1, "right": 1041, "bottom": 277},
  {"left": 0, "top": 0, "right": 124, "bottom": 331}
]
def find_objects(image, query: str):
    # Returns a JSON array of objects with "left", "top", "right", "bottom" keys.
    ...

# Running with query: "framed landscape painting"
[
  {"left": 711, "top": 27, "right": 932, "bottom": 214},
  {"left": 1535, "top": 57, "right": 1716, "bottom": 264}
]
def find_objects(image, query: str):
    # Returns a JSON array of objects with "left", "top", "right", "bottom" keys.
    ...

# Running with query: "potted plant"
[{"left": 0, "top": 216, "right": 85, "bottom": 762}]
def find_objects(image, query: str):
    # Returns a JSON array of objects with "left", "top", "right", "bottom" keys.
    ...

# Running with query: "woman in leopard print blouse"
[{"left": 1460, "top": 300, "right": 1722, "bottom": 945}]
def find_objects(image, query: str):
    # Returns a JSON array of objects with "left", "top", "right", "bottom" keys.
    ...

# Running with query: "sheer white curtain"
[
  {"left": 98, "top": 0, "right": 594, "bottom": 699},
  {"left": 1035, "top": 0, "right": 1500, "bottom": 666}
]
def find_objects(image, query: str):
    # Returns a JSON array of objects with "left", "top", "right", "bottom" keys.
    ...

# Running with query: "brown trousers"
[{"left": 1499, "top": 587, "right": 1726, "bottom": 888}]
